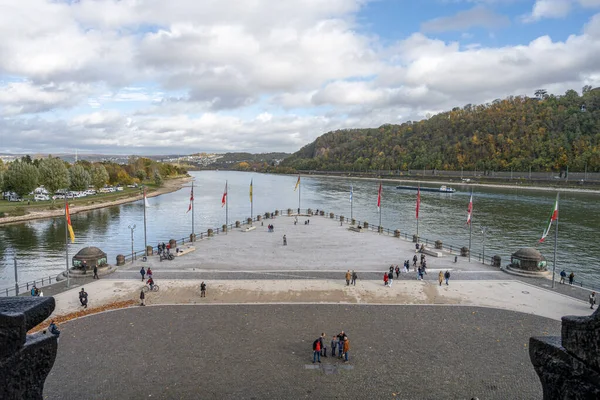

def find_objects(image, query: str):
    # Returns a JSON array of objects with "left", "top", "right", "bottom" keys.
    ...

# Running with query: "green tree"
[
  {"left": 154, "top": 171, "right": 163, "bottom": 186},
  {"left": 135, "top": 169, "right": 147, "bottom": 182},
  {"left": 4, "top": 161, "right": 39, "bottom": 197},
  {"left": 69, "top": 164, "right": 91, "bottom": 191},
  {"left": 91, "top": 164, "right": 109, "bottom": 190},
  {"left": 38, "top": 157, "right": 70, "bottom": 195}
]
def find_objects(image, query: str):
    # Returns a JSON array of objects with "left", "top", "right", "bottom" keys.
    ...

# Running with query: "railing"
[
  {"left": 1, "top": 275, "right": 58, "bottom": 297},
  {"left": 3, "top": 207, "right": 599, "bottom": 295}
]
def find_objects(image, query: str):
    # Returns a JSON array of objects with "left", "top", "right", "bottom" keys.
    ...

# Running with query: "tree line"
[
  {"left": 0, "top": 156, "right": 187, "bottom": 198},
  {"left": 281, "top": 87, "right": 600, "bottom": 173}
]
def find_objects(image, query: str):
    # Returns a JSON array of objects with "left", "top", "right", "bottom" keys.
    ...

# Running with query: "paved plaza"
[{"left": 44, "top": 304, "right": 560, "bottom": 400}]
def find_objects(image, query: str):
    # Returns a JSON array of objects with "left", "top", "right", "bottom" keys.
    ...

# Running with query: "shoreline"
[
  {"left": 0, "top": 175, "right": 192, "bottom": 226},
  {"left": 299, "top": 173, "right": 600, "bottom": 194}
]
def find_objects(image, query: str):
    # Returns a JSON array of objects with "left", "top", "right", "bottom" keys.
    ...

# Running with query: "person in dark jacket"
[
  {"left": 312, "top": 337, "right": 321, "bottom": 363},
  {"left": 49, "top": 320, "right": 60, "bottom": 338},
  {"left": 140, "top": 267, "right": 146, "bottom": 281},
  {"left": 93, "top": 264, "right": 99, "bottom": 279},
  {"left": 568, "top": 272, "right": 575, "bottom": 285},
  {"left": 79, "top": 288, "right": 88, "bottom": 308},
  {"left": 140, "top": 289, "right": 145, "bottom": 306},
  {"left": 351, "top": 270, "right": 358, "bottom": 286},
  {"left": 444, "top": 270, "right": 451, "bottom": 285},
  {"left": 319, "top": 333, "right": 327, "bottom": 357}
]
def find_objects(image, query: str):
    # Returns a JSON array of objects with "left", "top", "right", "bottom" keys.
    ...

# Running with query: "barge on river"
[{"left": 395, "top": 185, "right": 456, "bottom": 193}]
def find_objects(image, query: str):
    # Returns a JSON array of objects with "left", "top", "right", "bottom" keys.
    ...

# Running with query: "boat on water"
[{"left": 396, "top": 185, "right": 456, "bottom": 193}]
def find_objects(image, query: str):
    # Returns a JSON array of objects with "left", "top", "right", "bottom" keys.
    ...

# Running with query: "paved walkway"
[{"left": 44, "top": 304, "right": 559, "bottom": 400}]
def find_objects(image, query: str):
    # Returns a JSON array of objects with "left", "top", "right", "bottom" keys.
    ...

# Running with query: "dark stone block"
[
  {"left": 561, "top": 308, "right": 600, "bottom": 372},
  {"left": 529, "top": 308, "right": 600, "bottom": 399},
  {"left": 0, "top": 297, "right": 58, "bottom": 400}
]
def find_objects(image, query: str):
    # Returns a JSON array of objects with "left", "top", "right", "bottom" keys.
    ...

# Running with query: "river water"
[{"left": 1, "top": 170, "right": 599, "bottom": 288}]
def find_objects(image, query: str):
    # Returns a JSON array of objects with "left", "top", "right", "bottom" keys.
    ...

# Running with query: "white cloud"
[
  {"left": 0, "top": 1, "right": 600, "bottom": 154},
  {"left": 523, "top": 0, "right": 600, "bottom": 22}
]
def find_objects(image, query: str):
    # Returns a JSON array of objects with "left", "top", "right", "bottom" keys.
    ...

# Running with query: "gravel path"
[{"left": 44, "top": 304, "right": 558, "bottom": 400}]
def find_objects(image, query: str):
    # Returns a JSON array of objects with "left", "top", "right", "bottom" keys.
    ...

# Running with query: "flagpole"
[
  {"left": 416, "top": 184, "right": 420, "bottom": 238},
  {"left": 298, "top": 176, "right": 301, "bottom": 213},
  {"left": 191, "top": 180, "right": 195, "bottom": 237},
  {"left": 143, "top": 186, "right": 147, "bottom": 252},
  {"left": 469, "top": 189, "right": 473, "bottom": 262},
  {"left": 64, "top": 194, "right": 70, "bottom": 288},
  {"left": 379, "top": 181, "right": 382, "bottom": 235},
  {"left": 251, "top": 180, "right": 253, "bottom": 225},
  {"left": 552, "top": 193, "right": 559, "bottom": 289},
  {"left": 350, "top": 185, "right": 353, "bottom": 221},
  {"left": 225, "top": 180, "right": 228, "bottom": 235}
]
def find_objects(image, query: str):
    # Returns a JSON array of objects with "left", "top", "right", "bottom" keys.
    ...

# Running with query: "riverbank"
[
  {"left": 304, "top": 173, "right": 600, "bottom": 194},
  {"left": 0, "top": 175, "right": 192, "bottom": 226}
]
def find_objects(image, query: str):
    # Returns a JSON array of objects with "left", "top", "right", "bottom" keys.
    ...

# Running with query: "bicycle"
[{"left": 142, "top": 284, "right": 159, "bottom": 293}]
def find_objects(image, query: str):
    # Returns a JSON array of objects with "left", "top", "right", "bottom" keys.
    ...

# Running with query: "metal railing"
[
  {"left": 3, "top": 207, "right": 599, "bottom": 295},
  {"left": 1, "top": 275, "right": 58, "bottom": 297}
]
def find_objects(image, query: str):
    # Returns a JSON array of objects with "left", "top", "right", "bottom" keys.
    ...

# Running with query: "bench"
[
  {"left": 175, "top": 246, "right": 196, "bottom": 257},
  {"left": 348, "top": 226, "right": 362, "bottom": 233},
  {"left": 419, "top": 247, "right": 442, "bottom": 258},
  {"left": 243, "top": 226, "right": 256, "bottom": 232}
]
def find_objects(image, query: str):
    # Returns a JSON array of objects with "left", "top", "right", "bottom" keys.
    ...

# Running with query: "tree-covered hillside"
[{"left": 282, "top": 87, "right": 600, "bottom": 173}]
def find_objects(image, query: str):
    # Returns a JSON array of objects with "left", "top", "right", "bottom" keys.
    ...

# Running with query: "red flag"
[
  {"left": 221, "top": 182, "right": 227, "bottom": 207},
  {"left": 466, "top": 193, "right": 473, "bottom": 225},
  {"left": 416, "top": 186, "right": 420, "bottom": 219},
  {"left": 377, "top": 182, "right": 382, "bottom": 211},
  {"left": 186, "top": 186, "right": 193, "bottom": 213},
  {"left": 539, "top": 194, "right": 559, "bottom": 243}
]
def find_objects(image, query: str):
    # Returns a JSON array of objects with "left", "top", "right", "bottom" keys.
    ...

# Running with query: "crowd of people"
[{"left": 312, "top": 331, "right": 350, "bottom": 363}]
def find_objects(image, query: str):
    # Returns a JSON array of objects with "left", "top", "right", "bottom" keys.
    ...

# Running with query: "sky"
[{"left": 1, "top": 0, "right": 600, "bottom": 156}]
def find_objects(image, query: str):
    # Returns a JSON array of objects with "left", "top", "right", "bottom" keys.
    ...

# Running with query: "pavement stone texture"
[{"left": 43, "top": 304, "right": 560, "bottom": 400}]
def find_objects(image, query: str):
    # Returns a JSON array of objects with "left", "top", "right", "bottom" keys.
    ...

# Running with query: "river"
[{"left": 1, "top": 170, "right": 599, "bottom": 288}]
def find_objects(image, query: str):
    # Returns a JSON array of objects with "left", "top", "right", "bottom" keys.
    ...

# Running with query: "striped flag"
[
  {"left": 221, "top": 182, "right": 227, "bottom": 207},
  {"left": 294, "top": 175, "right": 300, "bottom": 191},
  {"left": 65, "top": 202, "right": 75, "bottom": 243},
  {"left": 187, "top": 186, "right": 193, "bottom": 213},
  {"left": 466, "top": 193, "right": 473, "bottom": 225},
  {"left": 350, "top": 184, "right": 353, "bottom": 203},
  {"left": 377, "top": 183, "right": 382, "bottom": 211},
  {"left": 539, "top": 194, "right": 559, "bottom": 243}
]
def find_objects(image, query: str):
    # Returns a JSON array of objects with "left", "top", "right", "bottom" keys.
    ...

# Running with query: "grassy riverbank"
[{"left": 0, "top": 175, "right": 191, "bottom": 225}]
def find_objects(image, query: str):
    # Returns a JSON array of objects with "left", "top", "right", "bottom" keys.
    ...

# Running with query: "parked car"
[
  {"left": 34, "top": 194, "right": 50, "bottom": 201},
  {"left": 7, "top": 194, "right": 23, "bottom": 202},
  {"left": 116, "top": 186, "right": 124, "bottom": 191}
]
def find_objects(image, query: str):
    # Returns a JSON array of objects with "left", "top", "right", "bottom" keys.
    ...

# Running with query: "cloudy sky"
[{"left": 1, "top": 0, "right": 599, "bottom": 156}]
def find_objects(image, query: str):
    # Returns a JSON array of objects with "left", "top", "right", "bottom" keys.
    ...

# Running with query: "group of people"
[
  {"left": 30, "top": 285, "right": 43, "bottom": 297},
  {"left": 267, "top": 224, "right": 275, "bottom": 232},
  {"left": 157, "top": 242, "right": 170, "bottom": 255},
  {"left": 559, "top": 270, "right": 576, "bottom": 285},
  {"left": 345, "top": 270, "right": 358, "bottom": 286},
  {"left": 312, "top": 331, "right": 350, "bottom": 363},
  {"left": 81, "top": 260, "right": 100, "bottom": 279}
]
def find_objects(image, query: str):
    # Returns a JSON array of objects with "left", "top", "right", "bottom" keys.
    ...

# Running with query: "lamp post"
[
  {"left": 128, "top": 224, "right": 136, "bottom": 264},
  {"left": 481, "top": 226, "right": 487, "bottom": 264}
]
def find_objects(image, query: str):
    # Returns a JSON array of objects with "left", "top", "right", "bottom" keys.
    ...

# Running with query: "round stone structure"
[
  {"left": 72, "top": 246, "right": 107, "bottom": 268},
  {"left": 510, "top": 247, "right": 547, "bottom": 271}
]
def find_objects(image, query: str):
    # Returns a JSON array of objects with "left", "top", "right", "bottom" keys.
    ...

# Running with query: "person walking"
[
  {"left": 343, "top": 336, "right": 350, "bottom": 362},
  {"left": 351, "top": 270, "right": 358, "bottom": 286},
  {"left": 383, "top": 272, "right": 389, "bottom": 286},
  {"left": 560, "top": 270, "right": 566, "bottom": 284},
  {"left": 413, "top": 255, "right": 418, "bottom": 270},
  {"left": 283, "top": 235, "right": 287, "bottom": 246},
  {"left": 395, "top": 265, "right": 400, "bottom": 278},
  {"left": 444, "top": 270, "right": 451, "bottom": 285},
  {"left": 345, "top": 270, "right": 351, "bottom": 286},
  {"left": 417, "top": 266, "right": 422, "bottom": 280},
  {"left": 312, "top": 337, "right": 322, "bottom": 363},
  {"left": 93, "top": 264, "right": 99, "bottom": 279},
  {"left": 140, "top": 267, "right": 146, "bottom": 282},
  {"left": 200, "top": 282, "right": 207, "bottom": 297},
  {"left": 388, "top": 271, "right": 394, "bottom": 287},
  {"left": 79, "top": 288, "right": 88, "bottom": 308},
  {"left": 140, "top": 289, "right": 145, "bottom": 306},
  {"left": 568, "top": 272, "right": 575, "bottom": 285},
  {"left": 438, "top": 271, "right": 444, "bottom": 286},
  {"left": 590, "top": 292, "right": 596, "bottom": 310},
  {"left": 147, "top": 267, "right": 153, "bottom": 279}
]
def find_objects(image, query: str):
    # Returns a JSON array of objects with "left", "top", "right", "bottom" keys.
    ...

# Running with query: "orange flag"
[{"left": 66, "top": 202, "right": 75, "bottom": 243}]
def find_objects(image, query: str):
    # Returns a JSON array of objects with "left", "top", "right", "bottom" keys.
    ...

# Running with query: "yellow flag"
[
  {"left": 249, "top": 179, "right": 253, "bottom": 202},
  {"left": 294, "top": 175, "right": 300, "bottom": 191},
  {"left": 66, "top": 202, "right": 75, "bottom": 243}
]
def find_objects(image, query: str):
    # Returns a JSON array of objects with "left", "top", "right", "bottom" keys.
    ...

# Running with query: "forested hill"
[{"left": 281, "top": 88, "right": 600, "bottom": 173}]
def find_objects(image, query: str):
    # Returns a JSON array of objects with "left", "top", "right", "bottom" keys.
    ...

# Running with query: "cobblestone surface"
[{"left": 44, "top": 304, "right": 559, "bottom": 400}]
